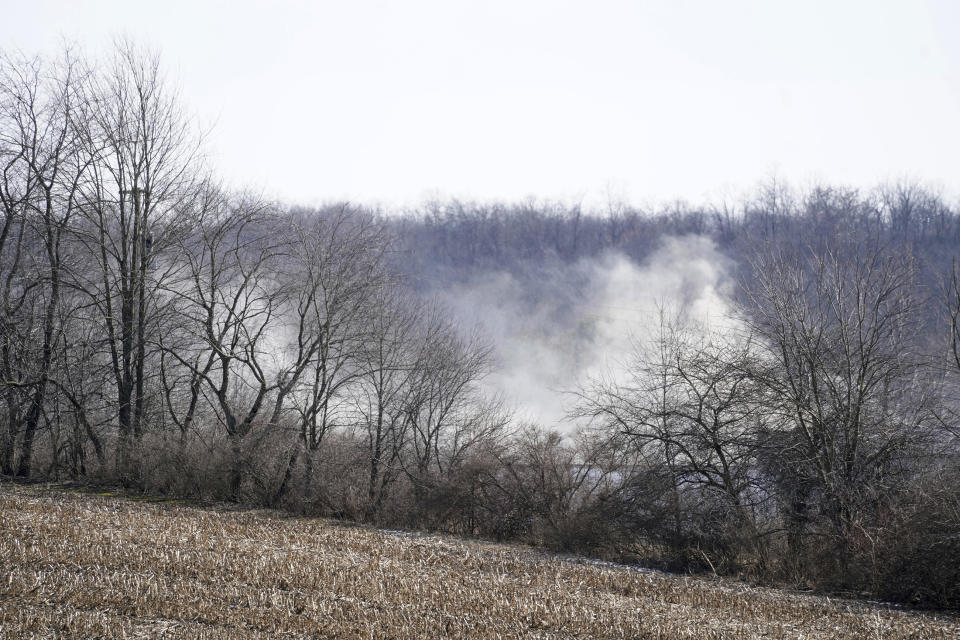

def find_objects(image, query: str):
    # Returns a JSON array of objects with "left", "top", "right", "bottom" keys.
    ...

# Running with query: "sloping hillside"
[{"left": 0, "top": 483, "right": 956, "bottom": 639}]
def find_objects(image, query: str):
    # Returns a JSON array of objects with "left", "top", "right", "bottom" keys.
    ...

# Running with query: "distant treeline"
[
  {"left": 391, "top": 183, "right": 960, "bottom": 277},
  {"left": 2, "top": 43, "right": 959, "bottom": 608}
]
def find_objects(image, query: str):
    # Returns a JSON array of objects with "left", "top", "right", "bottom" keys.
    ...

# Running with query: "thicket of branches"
[
  {"left": 0, "top": 43, "right": 508, "bottom": 519},
  {"left": 2, "top": 44, "right": 959, "bottom": 608}
]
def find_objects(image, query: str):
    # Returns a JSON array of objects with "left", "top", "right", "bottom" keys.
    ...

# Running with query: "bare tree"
[
  {"left": 404, "top": 311, "right": 493, "bottom": 479},
  {"left": 391, "top": 307, "right": 514, "bottom": 525},
  {"left": 575, "top": 308, "right": 769, "bottom": 564},
  {"left": 0, "top": 49, "right": 89, "bottom": 476},
  {"left": 159, "top": 190, "right": 290, "bottom": 495},
  {"left": 288, "top": 206, "right": 392, "bottom": 450},
  {"left": 69, "top": 41, "right": 202, "bottom": 479},
  {"left": 53, "top": 298, "right": 110, "bottom": 475},
  {"left": 744, "top": 242, "right": 933, "bottom": 540},
  {"left": 353, "top": 288, "right": 424, "bottom": 519},
  {"left": 879, "top": 181, "right": 944, "bottom": 239},
  {"left": 263, "top": 206, "right": 395, "bottom": 501}
]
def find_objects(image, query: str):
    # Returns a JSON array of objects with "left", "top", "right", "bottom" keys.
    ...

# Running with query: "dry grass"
[{"left": 0, "top": 482, "right": 956, "bottom": 639}]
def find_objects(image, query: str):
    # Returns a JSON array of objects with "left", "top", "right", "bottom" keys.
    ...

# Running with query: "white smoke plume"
[{"left": 435, "top": 235, "right": 738, "bottom": 429}]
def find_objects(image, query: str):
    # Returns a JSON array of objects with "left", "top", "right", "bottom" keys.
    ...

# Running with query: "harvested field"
[{"left": 0, "top": 483, "right": 956, "bottom": 639}]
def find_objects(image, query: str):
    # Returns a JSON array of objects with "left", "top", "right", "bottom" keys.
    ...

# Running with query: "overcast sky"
[{"left": 3, "top": 0, "right": 959, "bottom": 209}]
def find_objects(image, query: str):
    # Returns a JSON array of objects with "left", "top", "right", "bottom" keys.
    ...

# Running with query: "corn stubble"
[{"left": 0, "top": 484, "right": 955, "bottom": 639}]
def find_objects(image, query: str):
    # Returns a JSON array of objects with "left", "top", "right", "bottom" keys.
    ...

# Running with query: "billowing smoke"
[{"left": 435, "top": 235, "right": 738, "bottom": 429}]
